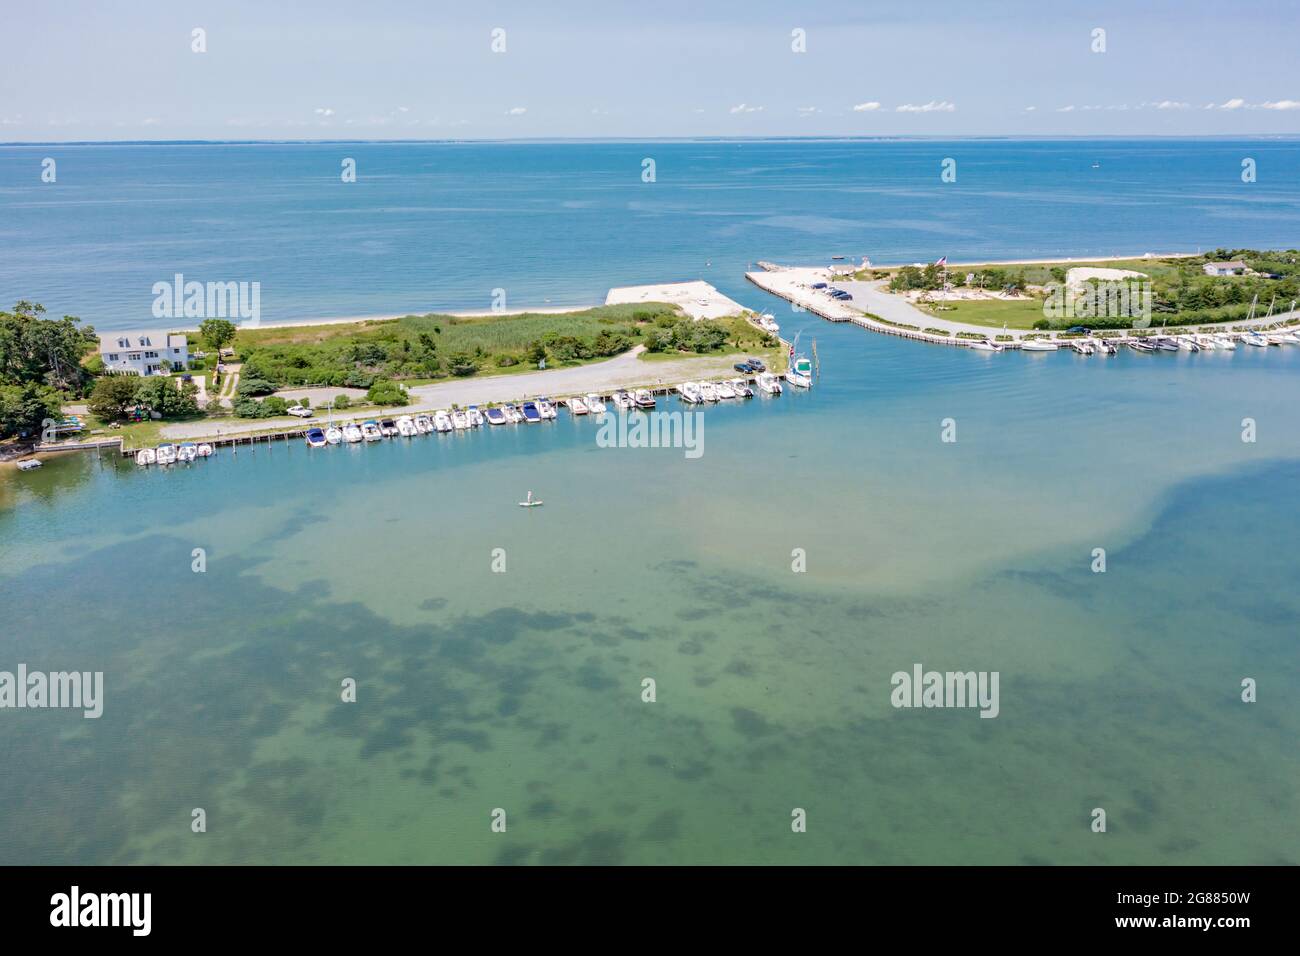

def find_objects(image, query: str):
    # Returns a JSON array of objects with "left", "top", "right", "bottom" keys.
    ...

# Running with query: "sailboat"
[{"left": 784, "top": 332, "right": 814, "bottom": 388}]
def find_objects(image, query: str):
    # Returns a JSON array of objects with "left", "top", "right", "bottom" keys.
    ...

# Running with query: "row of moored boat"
[
  {"left": 971, "top": 330, "right": 1298, "bottom": 354},
  {"left": 136, "top": 441, "right": 213, "bottom": 466}
]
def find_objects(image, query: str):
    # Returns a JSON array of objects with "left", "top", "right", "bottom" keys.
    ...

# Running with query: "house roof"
[
  {"left": 99, "top": 331, "right": 188, "bottom": 351},
  {"left": 1206, "top": 261, "right": 1246, "bottom": 270}
]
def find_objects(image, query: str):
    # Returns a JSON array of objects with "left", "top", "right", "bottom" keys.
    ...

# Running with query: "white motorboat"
[
  {"left": 176, "top": 442, "right": 198, "bottom": 462},
  {"left": 1128, "top": 338, "right": 1156, "bottom": 353},
  {"left": 1020, "top": 339, "right": 1058, "bottom": 352},
  {"left": 612, "top": 390, "right": 635, "bottom": 410},
  {"left": 784, "top": 358, "right": 814, "bottom": 386},
  {"left": 155, "top": 443, "right": 178, "bottom": 465},
  {"left": 1070, "top": 340, "right": 1095, "bottom": 355},
  {"left": 305, "top": 428, "right": 328, "bottom": 448},
  {"left": 325, "top": 426, "right": 343, "bottom": 444},
  {"left": 414, "top": 414, "right": 434, "bottom": 434},
  {"left": 342, "top": 423, "right": 364, "bottom": 443},
  {"left": 1213, "top": 334, "right": 1237, "bottom": 350},
  {"left": 784, "top": 333, "right": 815, "bottom": 385},
  {"left": 537, "top": 398, "right": 558, "bottom": 419},
  {"left": 569, "top": 397, "right": 589, "bottom": 415},
  {"left": 678, "top": 382, "right": 703, "bottom": 404},
  {"left": 1153, "top": 337, "right": 1180, "bottom": 352},
  {"left": 503, "top": 405, "right": 524, "bottom": 424},
  {"left": 1093, "top": 338, "right": 1117, "bottom": 355},
  {"left": 484, "top": 406, "right": 507, "bottom": 425},
  {"left": 1176, "top": 335, "right": 1200, "bottom": 352},
  {"left": 715, "top": 380, "right": 737, "bottom": 399},
  {"left": 758, "top": 312, "right": 780, "bottom": 333},
  {"left": 756, "top": 372, "right": 783, "bottom": 395},
  {"left": 1270, "top": 331, "right": 1300, "bottom": 345},
  {"left": 361, "top": 421, "right": 383, "bottom": 442},
  {"left": 467, "top": 406, "right": 485, "bottom": 427},
  {"left": 396, "top": 416, "right": 417, "bottom": 437},
  {"left": 968, "top": 339, "right": 1003, "bottom": 352},
  {"left": 585, "top": 393, "right": 606, "bottom": 414},
  {"left": 1243, "top": 331, "right": 1269, "bottom": 347},
  {"left": 729, "top": 378, "right": 754, "bottom": 398},
  {"left": 633, "top": 390, "right": 655, "bottom": 409},
  {"left": 16, "top": 458, "right": 42, "bottom": 471},
  {"left": 196, "top": 443, "right": 214, "bottom": 457},
  {"left": 1195, "top": 334, "right": 1218, "bottom": 350},
  {"left": 451, "top": 409, "right": 469, "bottom": 430},
  {"left": 136, "top": 448, "right": 156, "bottom": 466},
  {"left": 433, "top": 411, "right": 454, "bottom": 432},
  {"left": 698, "top": 381, "right": 719, "bottom": 402}
]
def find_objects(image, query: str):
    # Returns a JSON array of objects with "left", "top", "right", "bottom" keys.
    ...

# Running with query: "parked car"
[
  {"left": 746, "top": 358, "right": 766, "bottom": 372},
  {"left": 810, "top": 282, "right": 828, "bottom": 289},
  {"left": 286, "top": 405, "right": 312, "bottom": 418},
  {"left": 734, "top": 362, "right": 754, "bottom": 373}
]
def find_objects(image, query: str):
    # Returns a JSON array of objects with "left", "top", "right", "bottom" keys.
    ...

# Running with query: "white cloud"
[
  {"left": 1150, "top": 101, "right": 1189, "bottom": 110},
  {"left": 505, "top": 106, "right": 527, "bottom": 115},
  {"left": 141, "top": 117, "right": 161, "bottom": 126},
  {"left": 1024, "top": 106, "right": 1037, "bottom": 112},
  {"left": 797, "top": 106, "right": 820, "bottom": 114},
  {"left": 852, "top": 101, "right": 881, "bottom": 112},
  {"left": 896, "top": 100, "right": 955, "bottom": 113},
  {"left": 729, "top": 103, "right": 764, "bottom": 114},
  {"left": 1216, "top": 98, "right": 1246, "bottom": 110},
  {"left": 1056, "top": 105, "right": 1076, "bottom": 112},
  {"left": 1255, "top": 99, "right": 1300, "bottom": 110},
  {"left": 314, "top": 107, "right": 334, "bottom": 117}
]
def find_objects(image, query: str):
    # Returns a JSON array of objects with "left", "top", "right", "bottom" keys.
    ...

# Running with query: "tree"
[
  {"left": 0, "top": 302, "right": 97, "bottom": 392},
  {"left": 87, "top": 375, "right": 143, "bottom": 421},
  {"left": 525, "top": 341, "right": 547, "bottom": 366},
  {"left": 198, "top": 318, "right": 237, "bottom": 357},
  {"left": 135, "top": 376, "right": 200, "bottom": 419},
  {"left": 0, "top": 382, "right": 63, "bottom": 439}
]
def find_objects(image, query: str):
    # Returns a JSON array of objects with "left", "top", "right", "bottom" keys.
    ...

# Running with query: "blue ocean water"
[
  {"left": 2, "top": 138, "right": 1299, "bottom": 329},
  {"left": 1, "top": 140, "right": 1298, "bottom": 865}
]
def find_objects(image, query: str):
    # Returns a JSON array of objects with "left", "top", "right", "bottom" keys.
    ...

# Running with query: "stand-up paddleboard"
[{"left": 518, "top": 490, "right": 544, "bottom": 508}]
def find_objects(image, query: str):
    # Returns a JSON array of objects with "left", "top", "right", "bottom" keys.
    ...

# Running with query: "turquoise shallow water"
[
  {"left": 3, "top": 319, "right": 1298, "bottom": 864},
  {"left": 2, "top": 138, "right": 1300, "bottom": 329}
]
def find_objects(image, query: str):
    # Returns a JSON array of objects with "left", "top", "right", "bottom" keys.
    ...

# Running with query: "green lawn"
[{"left": 916, "top": 297, "right": 1047, "bottom": 330}]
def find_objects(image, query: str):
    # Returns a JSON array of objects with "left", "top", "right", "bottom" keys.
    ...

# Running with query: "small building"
[
  {"left": 1203, "top": 261, "right": 1247, "bottom": 277},
  {"left": 99, "top": 331, "right": 189, "bottom": 376}
]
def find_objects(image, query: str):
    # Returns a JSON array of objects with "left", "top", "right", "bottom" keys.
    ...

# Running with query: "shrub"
[
  {"left": 366, "top": 380, "right": 410, "bottom": 406},
  {"left": 236, "top": 377, "right": 277, "bottom": 397}
]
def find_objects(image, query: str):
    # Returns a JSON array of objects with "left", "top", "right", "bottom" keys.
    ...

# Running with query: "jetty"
[{"left": 748, "top": 264, "right": 1300, "bottom": 349}]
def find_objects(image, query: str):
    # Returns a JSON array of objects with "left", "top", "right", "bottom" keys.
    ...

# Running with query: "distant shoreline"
[{"left": 5, "top": 135, "right": 1300, "bottom": 147}]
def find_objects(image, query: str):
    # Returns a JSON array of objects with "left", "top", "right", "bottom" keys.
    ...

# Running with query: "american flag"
[{"left": 935, "top": 256, "right": 947, "bottom": 267}]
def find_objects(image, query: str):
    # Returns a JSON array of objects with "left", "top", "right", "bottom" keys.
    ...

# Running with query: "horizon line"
[{"left": 5, "top": 133, "right": 1300, "bottom": 148}]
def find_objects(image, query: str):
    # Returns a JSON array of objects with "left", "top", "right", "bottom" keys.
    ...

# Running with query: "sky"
[{"left": 3, "top": 0, "right": 1299, "bottom": 141}]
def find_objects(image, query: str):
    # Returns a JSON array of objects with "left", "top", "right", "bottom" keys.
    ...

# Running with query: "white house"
[
  {"left": 99, "top": 331, "right": 189, "bottom": 376},
  {"left": 1203, "top": 261, "right": 1247, "bottom": 277}
]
